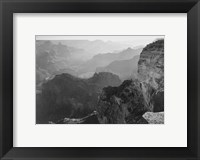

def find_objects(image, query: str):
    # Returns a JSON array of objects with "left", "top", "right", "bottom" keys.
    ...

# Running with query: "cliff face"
[
  {"left": 37, "top": 40, "right": 164, "bottom": 124},
  {"left": 96, "top": 80, "right": 148, "bottom": 124},
  {"left": 96, "top": 40, "right": 164, "bottom": 124},
  {"left": 138, "top": 39, "right": 164, "bottom": 112}
]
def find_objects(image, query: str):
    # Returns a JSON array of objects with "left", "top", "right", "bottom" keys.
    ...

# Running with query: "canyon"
[{"left": 36, "top": 39, "right": 164, "bottom": 124}]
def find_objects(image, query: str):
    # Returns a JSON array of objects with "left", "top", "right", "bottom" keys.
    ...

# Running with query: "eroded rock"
[{"left": 96, "top": 80, "right": 148, "bottom": 124}]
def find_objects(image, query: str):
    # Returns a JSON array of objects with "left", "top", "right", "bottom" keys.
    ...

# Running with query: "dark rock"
[
  {"left": 87, "top": 72, "right": 122, "bottom": 88},
  {"left": 36, "top": 72, "right": 121, "bottom": 124},
  {"left": 96, "top": 80, "right": 149, "bottom": 124}
]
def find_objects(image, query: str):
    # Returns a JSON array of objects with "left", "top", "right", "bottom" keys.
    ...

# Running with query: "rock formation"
[
  {"left": 96, "top": 80, "right": 148, "bottom": 124},
  {"left": 138, "top": 39, "right": 164, "bottom": 112},
  {"left": 87, "top": 72, "right": 122, "bottom": 88},
  {"left": 37, "top": 39, "right": 164, "bottom": 124},
  {"left": 36, "top": 72, "right": 121, "bottom": 124},
  {"left": 95, "top": 39, "right": 164, "bottom": 124}
]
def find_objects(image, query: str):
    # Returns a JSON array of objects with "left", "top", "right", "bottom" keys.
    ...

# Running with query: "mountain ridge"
[
  {"left": 36, "top": 72, "right": 121, "bottom": 123},
  {"left": 96, "top": 55, "right": 140, "bottom": 80},
  {"left": 78, "top": 47, "right": 142, "bottom": 74}
]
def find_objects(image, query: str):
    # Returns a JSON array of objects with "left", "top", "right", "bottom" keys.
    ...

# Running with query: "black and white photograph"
[{"left": 36, "top": 36, "right": 164, "bottom": 124}]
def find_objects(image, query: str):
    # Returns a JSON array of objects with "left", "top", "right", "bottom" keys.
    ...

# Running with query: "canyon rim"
[{"left": 36, "top": 35, "right": 164, "bottom": 124}]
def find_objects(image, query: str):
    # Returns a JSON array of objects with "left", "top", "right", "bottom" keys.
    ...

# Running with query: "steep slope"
[
  {"left": 37, "top": 39, "right": 164, "bottom": 124},
  {"left": 96, "top": 39, "right": 164, "bottom": 124},
  {"left": 96, "top": 55, "right": 140, "bottom": 80},
  {"left": 36, "top": 72, "right": 121, "bottom": 124},
  {"left": 138, "top": 39, "right": 164, "bottom": 112},
  {"left": 96, "top": 80, "right": 148, "bottom": 124}
]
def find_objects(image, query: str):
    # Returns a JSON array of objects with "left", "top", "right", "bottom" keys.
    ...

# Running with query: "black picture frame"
[{"left": 0, "top": 0, "right": 200, "bottom": 159}]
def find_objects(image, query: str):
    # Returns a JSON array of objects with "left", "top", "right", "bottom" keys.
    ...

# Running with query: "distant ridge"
[{"left": 96, "top": 55, "right": 140, "bottom": 80}]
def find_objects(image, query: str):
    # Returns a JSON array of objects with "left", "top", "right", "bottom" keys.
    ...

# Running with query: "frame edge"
[{"left": 0, "top": 0, "right": 200, "bottom": 159}]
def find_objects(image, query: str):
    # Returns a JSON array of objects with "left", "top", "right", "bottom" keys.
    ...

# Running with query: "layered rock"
[
  {"left": 95, "top": 39, "right": 164, "bottom": 124},
  {"left": 37, "top": 39, "right": 164, "bottom": 124},
  {"left": 138, "top": 39, "right": 164, "bottom": 112}
]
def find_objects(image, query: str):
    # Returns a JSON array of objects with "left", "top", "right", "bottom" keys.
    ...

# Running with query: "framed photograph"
[{"left": 0, "top": 0, "right": 200, "bottom": 159}]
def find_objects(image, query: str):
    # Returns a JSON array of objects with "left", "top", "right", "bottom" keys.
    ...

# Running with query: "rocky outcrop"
[
  {"left": 96, "top": 80, "right": 148, "bottom": 124},
  {"left": 87, "top": 72, "right": 122, "bottom": 88},
  {"left": 138, "top": 39, "right": 164, "bottom": 112},
  {"left": 143, "top": 112, "right": 164, "bottom": 124},
  {"left": 95, "top": 40, "right": 164, "bottom": 124},
  {"left": 37, "top": 40, "right": 164, "bottom": 124}
]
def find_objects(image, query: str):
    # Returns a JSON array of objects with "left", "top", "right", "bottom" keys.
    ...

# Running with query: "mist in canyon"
[{"left": 36, "top": 36, "right": 164, "bottom": 124}]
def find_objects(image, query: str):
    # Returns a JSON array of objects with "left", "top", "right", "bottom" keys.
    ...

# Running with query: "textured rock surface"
[
  {"left": 96, "top": 80, "right": 148, "bottom": 124},
  {"left": 37, "top": 39, "right": 164, "bottom": 124},
  {"left": 96, "top": 39, "right": 164, "bottom": 124},
  {"left": 138, "top": 39, "right": 164, "bottom": 112},
  {"left": 143, "top": 112, "right": 164, "bottom": 124}
]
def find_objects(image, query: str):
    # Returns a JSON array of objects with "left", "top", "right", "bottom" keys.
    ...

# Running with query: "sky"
[{"left": 36, "top": 35, "right": 164, "bottom": 47}]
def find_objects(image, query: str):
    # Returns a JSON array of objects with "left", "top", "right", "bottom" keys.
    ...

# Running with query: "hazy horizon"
[
  {"left": 36, "top": 35, "right": 164, "bottom": 48},
  {"left": 36, "top": 35, "right": 164, "bottom": 59},
  {"left": 36, "top": 36, "right": 164, "bottom": 124}
]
